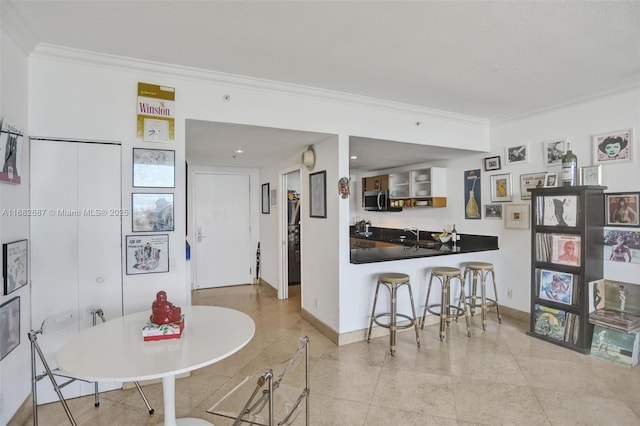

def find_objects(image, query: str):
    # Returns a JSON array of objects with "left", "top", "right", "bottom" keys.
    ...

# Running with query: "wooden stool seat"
[
  {"left": 461, "top": 262, "right": 502, "bottom": 330},
  {"left": 367, "top": 273, "right": 420, "bottom": 355},
  {"left": 421, "top": 267, "right": 471, "bottom": 342}
]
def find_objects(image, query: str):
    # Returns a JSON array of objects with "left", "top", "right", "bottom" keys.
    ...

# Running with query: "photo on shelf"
[
  {"left": 538, "top": 269, "right": 574, "bottom": 305},
  {"left": 544, "top": 173, "right": 558, "bottom": 188},
  {"left": 534, "top": 304, "right": 566, "bottom": 341},
  {"left": 542, "top": 195, "right": 578, "bottom": 227},
  {"left": 603, "top": 228, "right": 640, "bottom": 264},
  {"left": 550, "top": 234, "right": 581, "bottom": 266}
]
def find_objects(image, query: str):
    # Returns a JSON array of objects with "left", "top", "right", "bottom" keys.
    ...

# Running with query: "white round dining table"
[{"left": 57, "top": 305, "right": 255, "bottom": 426}]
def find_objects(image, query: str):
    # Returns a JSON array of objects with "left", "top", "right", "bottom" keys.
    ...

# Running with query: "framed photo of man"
[
  {"left": 606, "top": 192, "right": 639, "bottom": 227},
  {"left": 592, "top": 129, "right": 633, "bottom": 165}
]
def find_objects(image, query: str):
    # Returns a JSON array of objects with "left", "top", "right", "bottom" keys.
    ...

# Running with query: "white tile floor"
[{"left": 13, "top": 283, "right": 640, "bottom": 425}]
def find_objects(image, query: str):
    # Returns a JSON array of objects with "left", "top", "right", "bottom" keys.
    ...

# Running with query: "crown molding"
[
  {"left": 30, "top": 43, "right": 490, "bottom": 126},
  {"left": 1, "top": 1, "right": 38, "bottom": 54}
]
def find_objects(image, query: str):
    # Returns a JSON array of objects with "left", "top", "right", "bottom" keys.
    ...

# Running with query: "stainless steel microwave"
[{"left": 363, "top": 190, "right": 401, "bottom": 212}]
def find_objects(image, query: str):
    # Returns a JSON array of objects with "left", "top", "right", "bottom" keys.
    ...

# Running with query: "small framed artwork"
[
  {"left": 543, "top": 139, "right": 566, "bottom": 166},
  {"left": 125, "top": 234, "right": 169, "bottom": 274},
  {"left": 132, "top": 193, "right": 174, "bottom": 232},
  {"left": 593, "top": 129, "right": 633, "bottom": 165},
  {"left": 262, "top": 183, "right": 270, "bottom": 214},
  {"left": 545, "top": 173, "right": 558, "bottom": 188},
  {"left": 542, "top": 195, "right": 578, "bottom": 227},
  {"left": 580, "top": 165, "right": 602, "bottom": 186},
  {"left": 310, "top": 170, "right": 327, "bottom": 218},
  {"left": 505, "top": 144, "right": 529, "bottom": 165},
  {"left": 484, "top": 204, "right": 503, "bottom": 220},
  {"left": 551, "top": 234, "right": 581, "bottom": 266},
  {"left": 133, "top": 148, "right": 175, "bottom": 188},
  {"left": 3, "top": 239, "right": 28, "bottom": 295},
  {"left": 505, "top": 204, "right": 530, "bottom": 229},
  {"left": 490, "top": 173, "right": 512, "bottom": 202},
  {"left": 520, "top": 172, "right": 547, "bottom": 200},
  {"left": 143, "top": 118, "right": 170, "bottom": 143},
  {"left": 484, "top": 155, "right": 501, "bottom": 171},
  {"left": 605, "top": 192, "right": 640, "bottom": 227},
  {"left": 0, "top": 296, "right": 20, "bottom": 361},
  {"left": 538, "top": 269, "right": 574, "bottom": 305}
]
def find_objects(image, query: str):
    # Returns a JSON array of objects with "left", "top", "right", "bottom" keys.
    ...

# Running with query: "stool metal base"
[
  {"left": 421, "top": 268, "right": 471, "bottom": 342},
  {"left": 367, "top": 275, "right": 421, "bottom": 355},
  {"left": 462, "top": 263, "right": 502, "bottom": 330}
]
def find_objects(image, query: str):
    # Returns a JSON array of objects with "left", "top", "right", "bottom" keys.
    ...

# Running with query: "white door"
[
  {"left": 30, "top": 139, "right": 122, "bottom": 403},
  {"left": 194, "top": 173, "right": 252, "bottom": 288}
]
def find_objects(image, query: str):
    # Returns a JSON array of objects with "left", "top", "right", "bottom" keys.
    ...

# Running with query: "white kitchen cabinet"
[{"left": 410, "top": 167, "right": 446, "bottom": 198}]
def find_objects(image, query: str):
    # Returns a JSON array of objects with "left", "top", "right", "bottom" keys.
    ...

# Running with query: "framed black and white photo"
[
  {"left": 543, "top": 139, "right": 566, "bottom": 166},
  {"left": 310, "top": 170, "right": 326, "bottom": 218},
  {"left": 133, "top": 148, "right": 175, "bottom": 188},
  {"left": 484, "top": 155, "right": 501, "bottom": 171},
  {"left": 489, "top": 173, "right": 512, "bottom": 202},
  {"left": 3, "top": 239, "right": 28, "bottom": 295},
  {"left": 262, "top": 183, "right": 270, "bottom": 214},
  {"left": 0, "top": 296, "right": 20, "bottom": 361},
  {"left": 132, "top": 193, "right": 174, "bottom": 232},
  {"left": 505, "top": 204, "right": 530, "bottom": 229},
  {"left": 545, "top": 173, "right": 558, "bottom": 188},
  {"left": 605, "top": 192, "right": 639, "bottom": 227},
  {"left": 484, "top": 204, "right": 503, "bottom": 220},
  {"left": 593, "top": 129, "right": 633, "bottom": 165},
  {"left": 125, "top": 234, "right": 169, "bottom": 274},
  {"left": 520, "top": 172, "right": 546, "bottom": 200},
  {"left": 505, "top": 143, "right": 529, "bottom": 165}
]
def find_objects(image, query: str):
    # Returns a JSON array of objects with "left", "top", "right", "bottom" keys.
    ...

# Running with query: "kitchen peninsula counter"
[{"left": 350, "top": 226, "right": 499, "bottom": 264}]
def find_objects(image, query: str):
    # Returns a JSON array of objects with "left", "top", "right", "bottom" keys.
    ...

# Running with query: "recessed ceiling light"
[
  {"left": 350, "top": 155, "right": 358, "bottom": 160},
  {"left": 234, "top": 149, "right": 244, "bottom": 154}
]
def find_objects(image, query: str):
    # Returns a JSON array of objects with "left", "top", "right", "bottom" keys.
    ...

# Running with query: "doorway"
[{"left": 279, "top": 167, "right": 301, "bottom": 299}]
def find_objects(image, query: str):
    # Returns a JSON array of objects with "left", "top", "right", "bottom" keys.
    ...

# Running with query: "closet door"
[{"left": 30, "top": 139, "right": 122, "bottom": 403}]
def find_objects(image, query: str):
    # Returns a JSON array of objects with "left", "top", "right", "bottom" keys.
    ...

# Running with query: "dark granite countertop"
[{"left": 350, "top": 226, "right": 499, "bottom": 264}]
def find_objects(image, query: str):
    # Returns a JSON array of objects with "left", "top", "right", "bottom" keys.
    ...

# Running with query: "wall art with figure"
[{"left": 603, "top": 228, "right": 640, "bottom": 264}]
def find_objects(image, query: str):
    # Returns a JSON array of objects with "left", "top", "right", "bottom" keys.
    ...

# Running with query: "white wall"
[{"left": 0, "top": 22, "right": 32, "bottom": 425}]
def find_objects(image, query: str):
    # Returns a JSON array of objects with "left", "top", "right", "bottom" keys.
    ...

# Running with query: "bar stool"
[
  {"left": 421, "top": 267, "right": 471, "bottom": 342},
  {"left": 366, "top": 273, "right": 421, "bottom": 355},
  {"left": 461, "top": 262, "right": 502, "bottom": 330}
]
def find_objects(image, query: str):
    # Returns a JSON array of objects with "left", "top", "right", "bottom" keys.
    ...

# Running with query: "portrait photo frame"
[
  {"left": 605, "top": 192, "right": 640, "bottom": 227},
  {"left": 520, "top": 172, "right": 547, "bottom": 200},
  {"left": 545, "top": 173, "right": 558, "bottom": 188},
  {"left": 543, "top": 139, "right": 566, "bottom": 166},
  {"left": 125, "top": 234, "right": 169, "bottom": 275},
  {"left": 262, "top": 183, "right": 270, "bottom": 214},
  {"left": 592, "top": 128, "right": 633, "bottom": 165},
  {"left": 3, "top": 239, "right": 28, "bottom": 295},
  {"left": 505, "top": 204, "right": 530, "bottom": 229},
  {"left": 489, "top": 173, "right": 512, "bottom": 202},
  {"left": 0, "top": 296, "right": 20, "bottom": 361},
  {"left": 309, "top": 170, "right": 327, "bottom": 218},
  {"left": 484, "top": 204, "right": 503, "bottom": 220},
  {"left": 132, "top": 193, "right": 174, "bottom": 232},
  {"left": 484, "top": 155, "right": 501, "bottom": 171},
  {"left": 133, "top": 148, "right": 175, "bottom": 188},
  {"left": 505, "top": 143, "right": 529, "bottom": 165}
]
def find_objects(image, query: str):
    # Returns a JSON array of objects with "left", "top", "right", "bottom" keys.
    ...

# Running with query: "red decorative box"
[{"left": 142, "top": 316, "right": 185, "bottom": 341}]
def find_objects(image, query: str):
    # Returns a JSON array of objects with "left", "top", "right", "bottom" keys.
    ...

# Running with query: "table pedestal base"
[{"left": 161, "top": 376, "right": 213, "bottom": 426}]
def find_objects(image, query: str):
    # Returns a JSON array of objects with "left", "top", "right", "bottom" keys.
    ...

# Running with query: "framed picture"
[
  {"left": 489, "top": 173, "right": 512, "bottom": 202},
  {"left": 132, "top": 193, "right": 174, "bottom": 232},
  {"left": 133, "top": 148, "right": 175, "bottom": 188},
  {"left": 0, "top": 296, "right": 20, "bottom": 361},
  {"left": 143, "top": 118, "right": 170, "bottom": 143},
  {"left": 505, "top": 143, "right": 529, "bottom": 165},
  {"left": 545, "top": 173, "right": 558, "bottom": 187},
  {"left": 604, "top": 228, "right": 640, "bottom": 264},
  {"left": 270, "top": 189, "right": 277, "bottom": 208},
  {"left": 543, "top": 139, "right": 566, "bottom": 166},
  {"left": 483, "top": 155, "right": 501, "bottom": 171},
  {"left": 505, "top": 204, "right": 530, "bottom": 229},
  {"left": 580, "top": 165, "right": 602, "bottom": 186},
  {"left": 3, "top": 239, "right": 28, "bottom": 295},
  {"left": 464, "top": 169, "right": 481, "bottom": 219},
  {"left": 0, "top": 121, "right": 24, "bottom": 184},
  {"left": 262, "top": 183, "right": 270, "bottom": 214},
  {"left": 520, "top": 172, "right": 547, "bottom": 200},
  {"left": 125, "top": 234, "right": 169, "bottom": 274},
  {"left": 592, "top": 129, "right": 633, "bottom": 165},
  {"left": 484, "top": 204, "right": 503, "bottom": 220},
  {"left": 538, "top": 269, "right": 574, "bottom": 305},
  {"left": 309, "top": 170, "right": 326, "bottom": 218},
  {"left": 605, "top": 192, "right": 640, "bottom": 227},
  {"left": 550, "top": 234, "right": 581, "bottom": 266},
  {"left": 542, "top": 195, "right": 578, "bottom": 227}
]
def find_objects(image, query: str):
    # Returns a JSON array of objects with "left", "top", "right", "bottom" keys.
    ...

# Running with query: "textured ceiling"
[{"left": 7, "top": 1, "right": 640, "bottom": 170}]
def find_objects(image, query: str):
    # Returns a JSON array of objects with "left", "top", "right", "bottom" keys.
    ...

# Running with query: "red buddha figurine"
[{"left": 150, "top": 290, "right": 182, "bottom": 325}]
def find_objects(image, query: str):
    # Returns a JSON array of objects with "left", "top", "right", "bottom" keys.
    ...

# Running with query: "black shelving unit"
[{"left": 526, "top": 186, "right": 606, "bottom": 353}]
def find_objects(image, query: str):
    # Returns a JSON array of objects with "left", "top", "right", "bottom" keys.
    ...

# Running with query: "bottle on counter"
[
  {"left": 451, "top": 224, "right": 458, "bottom": 244},
  {"left": 561, "top": 140, "right": 578, "bottom": 186}
]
